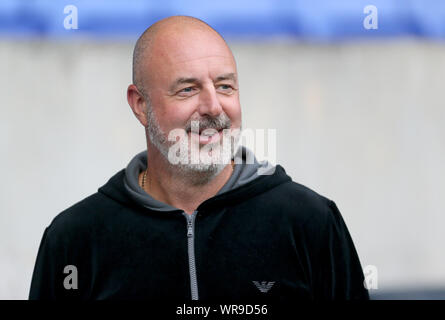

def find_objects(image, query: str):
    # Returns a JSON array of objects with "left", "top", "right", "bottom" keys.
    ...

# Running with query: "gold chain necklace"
[{"left": 142, "top": 168, "right": 148, "bottom": 190}]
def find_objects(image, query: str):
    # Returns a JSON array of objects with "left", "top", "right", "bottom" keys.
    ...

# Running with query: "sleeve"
[
  {"left": 313, "top": 200, "right": 370, "bottom": 300},
  {"left": 29, "top": 226, "right": 66, "bottom": 300}
]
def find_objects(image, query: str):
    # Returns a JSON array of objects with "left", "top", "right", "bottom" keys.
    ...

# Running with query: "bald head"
[{"left": 132, "top": 16, "right": 234, "bottom": 95}]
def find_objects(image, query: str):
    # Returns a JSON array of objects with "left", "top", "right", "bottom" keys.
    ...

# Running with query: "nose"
[{"left": 197, "top": 85, "right": 223, "bottom": 117}]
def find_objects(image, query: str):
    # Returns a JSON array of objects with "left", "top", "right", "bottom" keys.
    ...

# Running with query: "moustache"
[{"left": 185, "top": 115, "right": 231, "bottom": 134}]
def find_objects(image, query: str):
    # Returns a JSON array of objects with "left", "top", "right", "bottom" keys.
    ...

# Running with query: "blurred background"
[{"left": 1, "top": 0, "right": 444, "bottom": 299}]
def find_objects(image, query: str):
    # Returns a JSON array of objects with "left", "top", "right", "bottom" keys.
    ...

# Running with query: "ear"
[{"left": 127, "top": 84, "right": 148, "bottom": 127}]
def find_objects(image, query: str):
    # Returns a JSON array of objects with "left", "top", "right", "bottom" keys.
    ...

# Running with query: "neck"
[{"left": 140, "top": 149, "right": 234, "bottom": 215}]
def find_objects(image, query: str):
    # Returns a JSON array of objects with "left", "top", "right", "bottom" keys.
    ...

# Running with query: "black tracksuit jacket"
[{"left": 29, "top": 165, "right": 369, "bottom": 301}]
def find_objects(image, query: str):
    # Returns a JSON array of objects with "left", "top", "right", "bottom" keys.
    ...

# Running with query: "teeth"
[
  {"left": 188, "top": 129, "right": 222, "bottom": 136},
  {"left": 200, "top": 129, "right": 220, "bottom": 136}
]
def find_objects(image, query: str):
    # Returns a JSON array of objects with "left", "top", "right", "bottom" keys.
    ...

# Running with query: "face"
[{"left": 141, "top": 27, "right": 242, "bottom": 175}]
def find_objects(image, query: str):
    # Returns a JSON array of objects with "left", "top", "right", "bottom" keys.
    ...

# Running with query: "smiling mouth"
[
  {"left": 188, "top": 128, "right": 224, "bottom": 144},
  {"left": 188, "top": 127, "right": 224, "bottom": 135}
]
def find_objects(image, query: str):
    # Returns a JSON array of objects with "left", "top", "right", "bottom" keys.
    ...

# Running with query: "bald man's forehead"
[
  {"left": 152, "top": 32, "right": 233, "bottom": 64},
  {"left": 142, "top": 25, "right": 236, "bottom": 77},
  {"left": 150, "top": 51, "right": 237, "bottom": 92}
]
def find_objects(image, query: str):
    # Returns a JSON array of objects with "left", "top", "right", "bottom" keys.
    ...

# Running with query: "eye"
[
  {"left": 217, "top": 84, "right": 234, "bottom": 93},
  {"left": 177, "top": 86, "right": 197, "bottom": 97}
]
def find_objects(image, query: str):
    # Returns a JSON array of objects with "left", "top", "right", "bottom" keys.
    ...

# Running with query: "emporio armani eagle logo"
[{"left": 252, "top": 281, "right": 275, "bottom": 293}]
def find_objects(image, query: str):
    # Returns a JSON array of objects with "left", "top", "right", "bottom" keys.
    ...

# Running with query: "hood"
[{"left": 98, "top": 145, "right": 291, "bottom": 212}]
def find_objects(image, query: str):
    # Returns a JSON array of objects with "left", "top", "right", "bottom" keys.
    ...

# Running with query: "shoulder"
[
  {"left": 44, "top": 192, "right": 118, "bottom": 243},
  {"left": 263, "top": 179, "right": 337, "bottom": 227}
]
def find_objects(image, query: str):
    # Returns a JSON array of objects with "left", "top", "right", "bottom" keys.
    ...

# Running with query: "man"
[{"left": 29, "top": 16, "right": 369, "bottom": 301}]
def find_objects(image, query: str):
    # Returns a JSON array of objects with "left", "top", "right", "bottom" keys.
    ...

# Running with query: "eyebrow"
[
  {"left": 168, "top": 73, "right": 238, "bottom": 93},
  {"left": 215, "top": 73, "right": 237, "bottom": 83},
  {"left": 168, "top": 77, "right": 199, "bottom": 93}
]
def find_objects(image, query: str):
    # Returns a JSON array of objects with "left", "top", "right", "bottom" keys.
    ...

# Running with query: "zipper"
[{"left": 183, "top": 210, "right": 199, "bottom": 300}]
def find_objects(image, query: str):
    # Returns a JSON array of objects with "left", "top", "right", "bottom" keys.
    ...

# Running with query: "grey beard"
[{"left": 145, "top": 105, "right": 241, "bottom": 185}]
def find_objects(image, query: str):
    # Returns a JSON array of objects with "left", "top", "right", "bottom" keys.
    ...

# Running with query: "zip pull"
[{"left": 184, "top": 210, "right": 197, "bottom": 237}]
